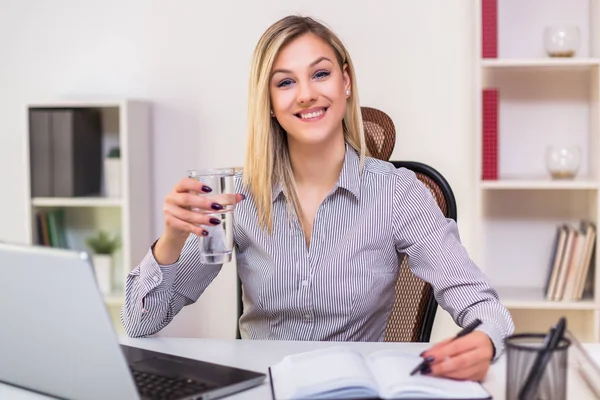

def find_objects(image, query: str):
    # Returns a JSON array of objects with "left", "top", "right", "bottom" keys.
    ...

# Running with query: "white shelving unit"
[
  {"left": 474, "top": 0, "right": 600, "bottom": 342},
  {"left": 24, "top": 99, "right": 153, "bottom": 333}
]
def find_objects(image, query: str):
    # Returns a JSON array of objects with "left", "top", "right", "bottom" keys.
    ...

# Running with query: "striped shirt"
[{"left": 121, "top": 145, "right": 514, "bottom": 359}]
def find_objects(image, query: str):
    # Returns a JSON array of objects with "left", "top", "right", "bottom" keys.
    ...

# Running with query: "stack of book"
[
  {"left": 35, "top": 209, "right": 69, "bottom": 248},
  {"left": 544, "top": 221, "right": 596, "bottom": 301}
]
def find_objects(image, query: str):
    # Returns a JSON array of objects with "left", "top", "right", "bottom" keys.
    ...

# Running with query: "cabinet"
[
  {"left": 24, "top": 99, "right": 153, "bottom": 333},
  {"left": 474, "top": 0, "right": 600, "bottom": 341}
]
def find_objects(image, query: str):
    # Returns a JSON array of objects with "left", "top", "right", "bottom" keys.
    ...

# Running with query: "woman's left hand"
[{"left": 419, "top": 331, "right": 495, "bottom": 382}]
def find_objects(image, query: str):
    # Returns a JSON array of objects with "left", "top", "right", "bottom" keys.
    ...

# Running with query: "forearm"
[
  {"left": 120, "top": 235, "right": 223, "bottom": 337},
  {"left": 409, "top": 223, "right": 514, "bottom": 360},
  {"left": 152, "top": 233, "right": 187, "bottom": 265}
]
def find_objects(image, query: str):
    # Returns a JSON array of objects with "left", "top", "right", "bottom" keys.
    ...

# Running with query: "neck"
[{"left": 288, "top": 133, "right": 346, "bottom": 190}]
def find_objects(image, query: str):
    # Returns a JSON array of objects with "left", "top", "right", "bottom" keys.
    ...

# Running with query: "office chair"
[
  {"left": 235, "top": 107, "right": 457, "bottom": 343},
  {"left": 360, "top": 106, "right": 457, "bottom": 342}
]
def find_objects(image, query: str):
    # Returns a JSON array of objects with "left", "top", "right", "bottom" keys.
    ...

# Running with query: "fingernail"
[
  {"left": 424, "top": 356, "right": 435, "bottom": 363},
  {"left": 201, "top": 230, "right": 209, "bottom": 236},
  {"left": 421, "top": 365, "right": 432, "bottom": 375},
  {"left": 202, "top": 185, "right": 212, "bottom": 193},
  {"left": 211, "top": 203, "right": 223, "bottom": 210},
  {"left": 240, "top": 194, "right": 246, "bottom": 200},
  {"left": 419, "top": 351, "right": 425, "bottom": 357},
  {"left": 209, "top": 218, "right": 221, "bottom": 225}
]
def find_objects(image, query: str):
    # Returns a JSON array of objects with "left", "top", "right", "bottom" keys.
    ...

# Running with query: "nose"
[{"left": 296, "top": 79, "right": 316, "bottom": 105}]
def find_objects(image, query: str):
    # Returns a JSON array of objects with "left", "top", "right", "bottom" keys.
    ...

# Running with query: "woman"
[{"left": 121, "top": 15, "right": 514, "bottom": 382}]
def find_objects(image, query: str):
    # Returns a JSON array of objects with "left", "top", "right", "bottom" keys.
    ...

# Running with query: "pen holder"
[{"left": 505, "top": 333, "right": 571, "bottom": 400}]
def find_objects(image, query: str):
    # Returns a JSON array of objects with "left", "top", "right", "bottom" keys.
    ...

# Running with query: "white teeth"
[{"left": 300, "top": 109, "right": 325, "bottom": 119}]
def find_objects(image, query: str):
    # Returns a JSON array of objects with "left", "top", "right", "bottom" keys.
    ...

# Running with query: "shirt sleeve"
[
  {"left": 392, "top": 167, "right": 514, "bottom": 361},
  {"left": 120, "top": 234, "right": 223, "bottom": 338}
]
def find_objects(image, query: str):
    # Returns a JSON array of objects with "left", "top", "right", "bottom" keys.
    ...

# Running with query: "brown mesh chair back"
[
  {"left": 361, "top": 107, "right": 395, "bottom": 161},
  {"left": 385, "top": 161, "right": 457, "bottom": 342}
]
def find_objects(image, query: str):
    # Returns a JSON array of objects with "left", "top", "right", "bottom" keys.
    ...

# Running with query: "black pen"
[{"left": 409, "top": 318, "right": 483, "bottom": 376}]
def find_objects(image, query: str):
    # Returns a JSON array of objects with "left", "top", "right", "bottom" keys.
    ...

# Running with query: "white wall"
[{"left": 0, "top": 0, "right": 476, "bottom": 341}]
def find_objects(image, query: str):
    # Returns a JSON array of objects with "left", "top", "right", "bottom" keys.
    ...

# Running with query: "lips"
[{"left": 295, "top": 107, "right": 328, "bottom": 120}]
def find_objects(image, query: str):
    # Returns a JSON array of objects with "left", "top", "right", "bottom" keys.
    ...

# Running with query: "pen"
[{"left": 409, "top": 318, "right": 483, "bottom": 376}]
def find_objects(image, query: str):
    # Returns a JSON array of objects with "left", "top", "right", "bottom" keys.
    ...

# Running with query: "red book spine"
[
  {"left": 482, "top": 89, "right": 499, "bottom": 180},
  {"left": 481, "top": 0, "right": 498, "bottom": 58}
]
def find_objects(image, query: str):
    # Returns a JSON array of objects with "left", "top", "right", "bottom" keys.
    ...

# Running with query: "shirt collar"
[{"left": 271, "top": 143, "right": 362, "bottom": 202}]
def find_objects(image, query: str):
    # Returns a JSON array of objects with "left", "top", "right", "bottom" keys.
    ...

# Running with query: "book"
[
  {"left": 481, "top": 0, "right": 497, "bottom": 58},
  {"left": 268, "top": 347, "right": 491, "bottom": 400},
  {"left": 544, "top": 221, "right": 597, "bottom": 302},
  {"left": 482, "top": 89, "right": 498, "bottom": 181},
  {"left": 29, "top": 110, "right": 53, "bottom": 197}
]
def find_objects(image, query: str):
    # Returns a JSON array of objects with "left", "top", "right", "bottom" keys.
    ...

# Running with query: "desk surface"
[{"left": 2, "top": 337, "right": 599, "bottom": 399}]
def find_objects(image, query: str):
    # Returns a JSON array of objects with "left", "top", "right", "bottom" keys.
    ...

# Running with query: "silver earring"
[
  {"left": 270, "top": 110, "right": 274, "bottom": 116},
  {"left": 345, "top": 89, "right": 351, "bottom": 96}
]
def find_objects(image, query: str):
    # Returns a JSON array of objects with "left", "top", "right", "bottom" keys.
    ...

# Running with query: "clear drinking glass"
[
  {"left": 505, "top": 333, "right": 571, "bottom": 400},
  {"left": 187, "top": 168, "right": 236, "bottom": 264}
]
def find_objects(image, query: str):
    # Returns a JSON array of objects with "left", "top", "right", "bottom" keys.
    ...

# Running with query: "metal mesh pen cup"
[{"left": 505, "top": 333, "right": 571, "bottom": 400}]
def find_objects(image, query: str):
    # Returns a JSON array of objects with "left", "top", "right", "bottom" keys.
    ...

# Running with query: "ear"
[{"left": 342, "top": 63, "right": 351, "bottom": 96}]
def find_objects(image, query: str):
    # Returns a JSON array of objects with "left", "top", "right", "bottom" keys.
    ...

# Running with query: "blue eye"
[
  {"left": 277, "top": 79, "right": 293, "bottom": 88},
  {"left": 314, "top": 70, "right": 330, "bottom": 79}
]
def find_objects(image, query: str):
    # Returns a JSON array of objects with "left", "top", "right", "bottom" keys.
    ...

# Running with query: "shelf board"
[
  {"left": 496, "top": 286, "right": 598, "bottom": 310},
  {"left": 480, "top": 178, "right": 598, "bottom": 190},
  {"left": 31, "top": 197, "right": 123, "bottom": 207},
  {"left": 481, "top": 58, "right": 600, "bottom": 69}
]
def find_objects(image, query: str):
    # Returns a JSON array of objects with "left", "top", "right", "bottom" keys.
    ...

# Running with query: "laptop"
[{"left": 0, "top": 242, "right": 266, "bottom": 400}]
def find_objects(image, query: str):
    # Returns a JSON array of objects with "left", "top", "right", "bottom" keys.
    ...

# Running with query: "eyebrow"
[{"left": 271, "top": 56, "right": 333, "bottom": 77}]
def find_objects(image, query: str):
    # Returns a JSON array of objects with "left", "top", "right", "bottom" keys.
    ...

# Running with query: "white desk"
[{"left": 1, "top": 338, "right": 599, "bottom": 399}]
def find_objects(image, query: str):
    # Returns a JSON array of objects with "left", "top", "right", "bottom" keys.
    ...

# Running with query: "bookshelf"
[
  {"left": 474, "top": 0, "right": 600, "bottom": 342},
  {"left": 24, "top": 99, "right": 153, "bottom": 334}
]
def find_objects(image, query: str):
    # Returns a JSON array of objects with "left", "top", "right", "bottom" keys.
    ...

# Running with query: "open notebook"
[{"left": 268, "top": 347, "right": 491, "bottom": 400}]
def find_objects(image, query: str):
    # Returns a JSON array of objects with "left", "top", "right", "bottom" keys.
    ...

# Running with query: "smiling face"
[{"left": 269, "top": 33, "right": 351, "bottom": 147}]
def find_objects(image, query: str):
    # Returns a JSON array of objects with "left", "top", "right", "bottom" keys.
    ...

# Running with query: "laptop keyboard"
[{"left": 131, "top": 368, "right": 216, "bottom": 400}]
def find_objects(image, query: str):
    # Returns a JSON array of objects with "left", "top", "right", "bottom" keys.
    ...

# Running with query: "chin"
[{"left": 287, "top": 129, "right": 338, "bottom": 147}]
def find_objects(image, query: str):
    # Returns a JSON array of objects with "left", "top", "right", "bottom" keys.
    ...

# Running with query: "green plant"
[
  {"left": 85, "top": 231, "right": 120, "bottom": 254},
  {"left": 107, "top": 147, "right": 120, "bottom": 158}
]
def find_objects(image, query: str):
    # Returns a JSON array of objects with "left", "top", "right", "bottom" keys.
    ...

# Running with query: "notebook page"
[
  {"left": 270, "top": 346, "right": 379, "bottom": 399},
  {"left": 367, "top": 350, "right": 490, "bottom": 399}
]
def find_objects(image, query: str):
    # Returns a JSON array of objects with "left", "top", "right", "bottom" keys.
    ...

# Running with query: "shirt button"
[
  {"left": 304, "top": 313, "right": 313, "bottom": 320},
  {"left": 152, "top": 276, "right": 159, "bottom": 282},
  {"left": 301, "top": 280, "right": 308, "bottom": 287}
]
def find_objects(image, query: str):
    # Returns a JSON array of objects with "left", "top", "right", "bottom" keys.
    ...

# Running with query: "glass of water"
[{"left": 187, "top": 168, "right": 236, "bottom": 264}]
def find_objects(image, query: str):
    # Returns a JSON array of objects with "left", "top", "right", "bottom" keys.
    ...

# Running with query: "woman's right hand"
[
  {"left": 163, "top": 177, "right": 245, "bottom": 240},
  {"left": 153, "top": 178, "right": 245, "bottom": 265}
]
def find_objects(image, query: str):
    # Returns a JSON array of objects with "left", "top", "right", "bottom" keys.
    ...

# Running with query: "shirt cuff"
[{"left": 136, "top": 245, "right": 178, "bottom": 294}]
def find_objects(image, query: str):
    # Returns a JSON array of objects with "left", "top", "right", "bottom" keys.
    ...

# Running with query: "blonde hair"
[{"left": 243, "top": 15, "right": 366, "bottom": 233}]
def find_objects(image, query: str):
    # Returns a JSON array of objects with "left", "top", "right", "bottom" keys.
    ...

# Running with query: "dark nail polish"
[
  {"left": 419, "top": 351, "right": 425, "bottom": 357},
  {"left": 209, "top": 218, "right": 221, "bottom": 225},
  {"left": 240, "top": 194, "right": 246, "bottom": 200},
  {"left": 211, "top": 203, "right": 223, "bottom": 210},
  {"left": 421, "top": 365, "right": 432, "bottom": 375},
  {"left": 202, "top": 185, "right": 212, "bottom": 193},
  {"left": 201, "top": 230, "right": 209, "bottom": 236},
  {"left": 424, "top": 356, "right": 435, "bottom": 363}
]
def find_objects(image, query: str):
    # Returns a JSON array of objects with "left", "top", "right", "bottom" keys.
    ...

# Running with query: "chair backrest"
[
  {"left": 385, "top": 161, "right": 457, "bottom": 342},
  {"left": 362, "top": 106, "right": 458, "bottom": 342},
  {"left": 361, "top": 107, "right": 396, "bottom": 161}
]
